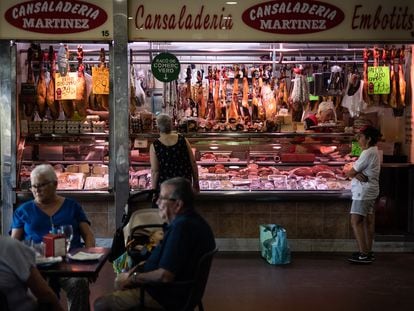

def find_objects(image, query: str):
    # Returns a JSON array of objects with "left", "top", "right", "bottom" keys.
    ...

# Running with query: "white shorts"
[{"left": 350, "top": 199, "right": 375, "bottom": 217}]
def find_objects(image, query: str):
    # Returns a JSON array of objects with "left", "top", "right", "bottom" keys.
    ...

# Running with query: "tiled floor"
[{"left": 87, "top": 251, "right": 414, "bottom": 311}]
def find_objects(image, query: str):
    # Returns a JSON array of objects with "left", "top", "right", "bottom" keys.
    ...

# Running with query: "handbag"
[
  {"left": 108, "top": 211, "right": 130, "bottom": 263},
  {"left": 108, "top": 226, "right": 126, "bottom": 263},
  {"left": 259, "top": 224, "right": 291, "bottom": 265}
]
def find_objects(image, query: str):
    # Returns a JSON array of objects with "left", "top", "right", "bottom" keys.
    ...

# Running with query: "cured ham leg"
[
  {"left": 240, "top": 67, "right": 250, "bottom": 122},
  {"left": 228, "top": 66, "right": 240, "bottom": 120},
  {"left": 36, "top": 65, "right": 47, "bottom": 119},
  {"left": 257, "top": 67, "right": 266, "bottom": 120},
  {"left": 398, "top": 47, "right": 406, "bottom": 107},
  {"left": 220, "top": 67, "right": 228, "bottom": 121},
  {"left": 74, "top": 69, "right": 88, "bottom": 118},
  {"left": 46, "top": 46, "right": 60, "bottom": 119},
  {"left": 262, "top": 84, "right": 276, "bottom": 120},
  {"left": 195, "top": 68, "right": 205, "bottom": 118},
  {"left": 73, "top": 45, "right": 88, "bottom": 119},
  {"left": 61, "top": 100, "right": 74, "bottom": 118},
  {"left": 389, "top": 47, "right": 397, "bottom": 108},
  {"left": 213, "top": 68, "right": 222, "bottom": 120},
  {"left": 205, "top": 66, "right": 215, "bottom": 120},
  {"left": 250, "top": 68, "right": 259, "bottom": 120}
]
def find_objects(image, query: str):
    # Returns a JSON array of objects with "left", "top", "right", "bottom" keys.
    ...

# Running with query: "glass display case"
[
  {"left": 129, "top": 131, "right": 354, "bottom": 193},
  {"left": 14, "top": 42, "right": 112, "bottom": 196},
  {"left": 17, "top": 132, "right": 109, "bottom": 192}
]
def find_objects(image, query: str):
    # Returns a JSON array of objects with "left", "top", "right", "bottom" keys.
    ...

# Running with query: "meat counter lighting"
[{"left": 209, "top": 146, "right": 219, "bottom": 150}]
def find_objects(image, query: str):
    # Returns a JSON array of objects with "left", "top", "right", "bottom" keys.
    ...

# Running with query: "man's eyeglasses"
[
  {"left": 30, "top": 181, "right": 53, "bottom": 190},
  {"left": 157, "top": 196, "right": 177, "bottom": 202}
]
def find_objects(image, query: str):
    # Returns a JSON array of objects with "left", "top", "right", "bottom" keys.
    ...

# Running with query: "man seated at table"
[
  {"left": 10, "top": 164, "right": 95, "bottom": 311},
  {"left": 94, "top": 177, "right": 216, "bottom": 311},
  {"left": 0, "top": 235, "right": 64, "bottom": 311}
]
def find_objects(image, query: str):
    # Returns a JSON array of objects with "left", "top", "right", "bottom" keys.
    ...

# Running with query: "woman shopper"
[
  {"left": 345, "top": 125, "right": 382, "bottom": 264},
  {"left": 150, "top": 113, "right": 199, "bottom": 200}
]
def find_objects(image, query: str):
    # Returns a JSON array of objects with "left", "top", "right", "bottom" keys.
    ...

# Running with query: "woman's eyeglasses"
[{"left": 30, "top": 181, "right": 53, "bottom": 190}]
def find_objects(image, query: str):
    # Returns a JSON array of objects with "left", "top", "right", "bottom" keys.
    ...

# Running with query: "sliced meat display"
[
  {"left": 311, "top": 165, "right": 332, "bottom": 175},
  {"left": 316, "top": 170, "right": 337, "bottom": 179},
  {"left": 288, "top": 167, "right": 314, "bottom": 177}
]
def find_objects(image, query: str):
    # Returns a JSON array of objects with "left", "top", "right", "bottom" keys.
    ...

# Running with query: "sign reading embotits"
[{"left": 151, "top": 52, "right": 180, "bottom": 82}]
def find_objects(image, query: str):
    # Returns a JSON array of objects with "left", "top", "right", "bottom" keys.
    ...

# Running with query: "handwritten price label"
[
  {"left": 55, "top": 72, "right": 77, "bottom": 100},
  {"left": 367, "top": 66, "right": 390, "bottom": 95},
  {"left": 92, "top": 67, "right": 110, "bottom": 95}
]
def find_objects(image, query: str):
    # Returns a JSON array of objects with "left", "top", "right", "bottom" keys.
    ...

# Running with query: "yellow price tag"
[{"left": 92, "top": 66, "right": 110, "bottom": 95}]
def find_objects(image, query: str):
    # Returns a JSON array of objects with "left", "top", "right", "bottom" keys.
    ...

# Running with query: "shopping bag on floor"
[{"left": 259, "top": 224, "right": 291, "bottom": 265}]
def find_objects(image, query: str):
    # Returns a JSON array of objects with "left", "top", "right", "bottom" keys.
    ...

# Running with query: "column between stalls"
[{"left": 112, "top": 0, "right": 130, "bottom": 229}]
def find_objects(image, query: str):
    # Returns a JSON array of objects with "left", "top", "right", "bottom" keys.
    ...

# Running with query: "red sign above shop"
[
  {"left": 242, "top": 0, "right": 344, "bottom": 34},
  {"left": 4, "top": 0, "right": 108, "bottom": 34}
]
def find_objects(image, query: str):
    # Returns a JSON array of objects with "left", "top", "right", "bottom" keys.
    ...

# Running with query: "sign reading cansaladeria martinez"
[
  {"left": 0, "top": 0, "right": 113, "bottom": 40},
  {"left": 127, "top": 0, "right": 414, "bottom": 42}
]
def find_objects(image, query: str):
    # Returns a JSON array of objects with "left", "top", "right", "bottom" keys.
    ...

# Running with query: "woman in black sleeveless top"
[{"left": 150, "top": 114, "right": 199, "bottom": 195}]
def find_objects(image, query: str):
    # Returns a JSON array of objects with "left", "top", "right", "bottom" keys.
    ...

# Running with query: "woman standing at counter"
[
  {"left": 345, "top": 126, "right": 382, "bottom": 264},
  {"left": 150, "top": 114, "right": 200, "bottom": 199}
]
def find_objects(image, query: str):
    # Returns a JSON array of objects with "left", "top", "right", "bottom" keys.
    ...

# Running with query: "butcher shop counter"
[
  {"left": 191, "top": 163, "right": 414, "bottom": 251},
  {"left": 196, "top": 189, "right": 351, "bottom": 201}
]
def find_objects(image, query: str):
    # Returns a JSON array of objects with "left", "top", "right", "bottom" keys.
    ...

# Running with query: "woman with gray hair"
[
  {"left": 11, "top": 164, "right": 95, "bottom": 311},
  {"left": 150, "top": 114, "right": 199, "bottom": 199}
]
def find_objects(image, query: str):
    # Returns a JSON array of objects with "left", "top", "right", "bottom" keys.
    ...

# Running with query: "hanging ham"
[
  {"left": 73, "top": 45, "right": 88, "bottom": 119},
  {"left": 205, "top": 66, "right": 215, "bottom": 120},
  {"left": 213, "top": 68, "right": 222, "bottom": 121},
  {"left": 289, "top": 67, "right": 309, "bottom": 122},
  {"left": 46, "top": 46, "right": 60, "bottom": 119},
  {"left": 228, "top": 66, "right": 240, "bottom": 120},
  {"left": 36, "top": 61, "right": 47, "bottom": 119},
  {"left": 398, "top": 46, "right": 406, "bottom": 107},
  {"left": 250, "top": 68, "right": 259, "bottom": 121},
  {"left": 240, "top": 66, "right": 250, "bottom": 122},
  {"left": 389, "top": 47, "right": 397, "bottom": 108}
]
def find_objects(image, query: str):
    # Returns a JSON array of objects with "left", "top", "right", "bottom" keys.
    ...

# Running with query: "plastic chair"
[{"left": 139, "top": 247, "right": 219, "bottom": 311}]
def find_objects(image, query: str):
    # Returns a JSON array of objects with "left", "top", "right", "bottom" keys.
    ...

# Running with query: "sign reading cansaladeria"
[
  {"left": 0, "top": 0, "right": 113, "bottom": 40},
  {"left": 128, "top": 0, "right": 414, "bottom": 42}
]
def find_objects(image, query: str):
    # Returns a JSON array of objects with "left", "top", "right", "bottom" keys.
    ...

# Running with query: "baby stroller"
[{"left": 109, "top": 190, "right": 164, "bottom": 266}]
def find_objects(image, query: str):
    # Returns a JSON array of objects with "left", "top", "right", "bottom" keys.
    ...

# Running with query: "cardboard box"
[{"left": 43, "top": 233, "right": 66, "bottom": 257}]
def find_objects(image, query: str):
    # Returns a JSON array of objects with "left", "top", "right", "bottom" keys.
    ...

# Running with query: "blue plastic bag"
[{"left": 260, "top": 224, "right": 291, "bottom": 265}]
